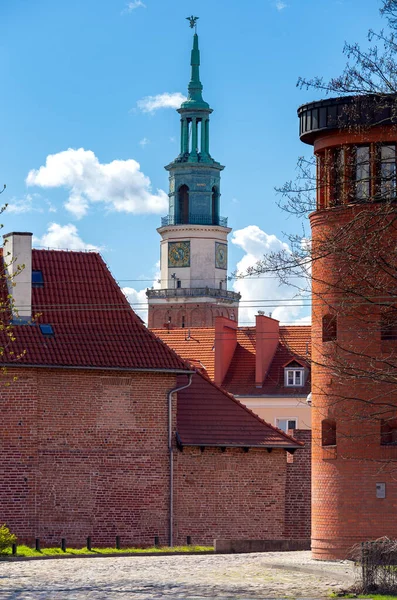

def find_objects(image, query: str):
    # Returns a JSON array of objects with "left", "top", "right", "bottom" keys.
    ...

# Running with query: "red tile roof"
[
  {"left": 2, "top": 250, "right": 190, "bottom": 373},
  {"left": 223, "top": 326, "right": 311, "bottom": 396},
  {"left": 152, "top": 325, "right": 311, "bottom": 397},
  {"left": 151, "top": 328, "right": 215, "bottom": 378},
  {"left": 177, "top": 372, "right": 303, "bottom": 448}
]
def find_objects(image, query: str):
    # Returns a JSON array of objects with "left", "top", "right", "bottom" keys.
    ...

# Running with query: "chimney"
[
  {"left": 214, "top": 316, "right": 237, "bottom": 386},
  {"left": 3, "top": 232, "right": 33, "bottom": 320},
  {"left": 255, "top": 314, "right": 279, "bottom": 387}
]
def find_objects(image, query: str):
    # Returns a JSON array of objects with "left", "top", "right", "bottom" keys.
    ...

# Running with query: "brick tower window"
[
  {"left": 381, "top": 419, "right": 397, "bottom": 445},
  {"left": 322, "top": 314, "right": 337, "bottom": 342},
  {"left": 381, "top": 309, "right": 397, "bottom": 340},
  {"left": 379, "top": 144, "right": 396, "bottom": 198},
  {"left": 319, "top": 143, "right": 397, "bottom": 208},
  {"left": 355, "top": 145, "right": 371, "bottom": 200},
  {"left": 322, "top": 419, "right": 336, "bottom": 447}
]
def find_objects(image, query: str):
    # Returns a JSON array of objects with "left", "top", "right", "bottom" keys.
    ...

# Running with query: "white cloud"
[
  {"left": 33, "top": 223, "right": 99, "bottom": 251},
  {"left": 122, "top": 0, "right": 146, "bottom": 14},
  {"left": 276, "top": 1, "right": 287, "bottom": 9},
  {"left": 139, "top": 137, "right": 150, "bottom": 147},
  {"left": 26, "top": 148, "right": 168, "bottom": 219},
  {"left": 231, "top": 225, "right": 309, "bottom": 325},
  {"left": 6, "top": 194, "right": 42, "bottom": 215},
  {"left": 137, "top": 92, "right": 187, "bottom": 114},
  {"left": 123, "top": 262, "right": 160, "bottom": 323}
]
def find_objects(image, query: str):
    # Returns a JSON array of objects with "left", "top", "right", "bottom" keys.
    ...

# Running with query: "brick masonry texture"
[
  {"left": 174, "top": 446, "right": 288, "bottom": 544},
  {"left": 284, "top": 429, "right": 311, "bottom": 540},
  {"left": 311, "top": 196, "right": 397, "bottom": 559},
  {"left": 1, "top": 367, "right": 311, "bottom": 547},
  {"left": 1, "top": 368, "right": 176, "bottom": 546}
]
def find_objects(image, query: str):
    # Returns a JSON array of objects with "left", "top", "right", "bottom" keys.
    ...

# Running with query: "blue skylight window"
[
  {"left": 32, "top": 270, "right": 44, "bottom": 288},
  {"left": 39, "top": 324, "right": 54, "bottom": 336}
]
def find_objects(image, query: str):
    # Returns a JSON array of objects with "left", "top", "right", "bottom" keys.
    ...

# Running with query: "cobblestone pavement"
[{"left": 0, "top": 551, "right": 356, "bottom": 600}]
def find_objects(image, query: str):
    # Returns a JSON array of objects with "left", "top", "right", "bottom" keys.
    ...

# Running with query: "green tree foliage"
[{"left": 0, "top": 524, "right": 16, "bottom": 554}]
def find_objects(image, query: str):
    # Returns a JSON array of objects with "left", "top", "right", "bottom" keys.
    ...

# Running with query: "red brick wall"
[
  {"left": 311, "top": 201, "right": 397, "bottom": 560},
  {"left": 148, "top": 304, "right": 238, "bottom": 329},
  {"left": 0, "top": 368, "right": 176, "bottom": 547},
  {"left": 174, "top": 446, "right": 287, "bottom": 545},
  {"left": 284, "top": 429, "right": 311, "bottom": 540},
  {"left": 1, "top": 366, "right": 310, "bottom": 548}
]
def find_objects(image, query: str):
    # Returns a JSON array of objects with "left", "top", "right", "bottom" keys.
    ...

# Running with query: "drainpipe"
[{"left": 168, "top": 373, "right": 193, "bottom": 547}]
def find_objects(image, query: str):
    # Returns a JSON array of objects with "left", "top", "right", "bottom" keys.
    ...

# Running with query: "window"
[
  {"left": 380, "top": 144, "right": 396, "bottom": 199},
  {"left": 32, "top": 270, "right": 44, "bottom": 288},
  {"left": 321, "top": 143, "right": 397, "bottom": 208},
  {"left": 322, "top": 419, "right": 336, "bottom": 446},
  {"left": 276, "top": 418, "right": 297, "bottom": 433},
  {"left": 355, "top": 145, "right": 371, "bottom": 200},
  {"left": 212, "top": 186, "right": 219, "bottom": 225},
  {"left": 381, "top": 419, "right": 397, "bottom": 445},
  {"left": 176, "top": 279, "right": 181, "bottom": 289},
  {"left": 381, "top": 309, "right": 397, "bottom": 341},
  {"left": 39, "top": 323, "right": 54, "bottom": 336},
  {"left": 331, "top": 147, "right": 345, "bottom": 205},
  {"left": 322, "top": 314, "right": 337, "bottom": 342},
  {"left": 178, "top": 185, "right": 189, "bottom": 224},
  {"left": 285, "top": 367, "right": 305, "bottom": 387}
]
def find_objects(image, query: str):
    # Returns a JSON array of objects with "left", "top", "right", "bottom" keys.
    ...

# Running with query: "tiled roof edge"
[
  {"left": 177, "top": 442, "right": 301, "bottom": 449},
  {"left": 2, "top": 363, "right": 194, "bottom": 374}
]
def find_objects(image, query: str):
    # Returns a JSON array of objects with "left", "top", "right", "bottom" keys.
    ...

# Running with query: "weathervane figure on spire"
[{"left": 186, "top": 15, "right": 199, "bottom": 31}]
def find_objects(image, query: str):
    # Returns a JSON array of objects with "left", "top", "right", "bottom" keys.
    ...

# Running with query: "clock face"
[
  {"left": 215, "top": 242, "right": 227, "bottom": 270},
  {"left": 168, "top": 241, "right": 191, "bottom": 268}
]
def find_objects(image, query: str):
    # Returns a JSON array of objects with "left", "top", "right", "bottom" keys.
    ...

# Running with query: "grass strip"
[{"left": 1, "top": 544, "right": 213, "bottom": 558}]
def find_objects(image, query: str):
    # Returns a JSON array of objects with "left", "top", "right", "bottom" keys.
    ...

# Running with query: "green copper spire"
[{"left": 180, "top": 31, "right": 210, "bottom": 110}]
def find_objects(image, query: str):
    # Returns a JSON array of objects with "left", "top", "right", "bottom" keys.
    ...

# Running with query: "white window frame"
[
  {"left": 276, "top": 417, "right": 298, "bottom": 433},
  {"left": 284, "top": 368, "right": 305, "bottom": 387}
]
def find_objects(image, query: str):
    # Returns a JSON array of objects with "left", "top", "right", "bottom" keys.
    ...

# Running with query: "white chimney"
[{"left": 3, "top": 232, "right": 33, "bottom": 320}]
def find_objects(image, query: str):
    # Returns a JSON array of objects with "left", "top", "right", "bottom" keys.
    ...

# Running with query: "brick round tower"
[{"left": 299, "top": 95, "right": 397, "bottom": 560}]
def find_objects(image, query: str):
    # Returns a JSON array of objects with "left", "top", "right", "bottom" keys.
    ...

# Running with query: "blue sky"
[{"left": 0, "top": 0, "right": 385, "bottom": 324}]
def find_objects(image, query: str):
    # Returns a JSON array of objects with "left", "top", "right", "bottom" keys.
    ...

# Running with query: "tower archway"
[
  {"left": 212, "top": 186, "right": 219, "bottom": 225},
  {"left": 178, "top": 185, "right": 189, "bottom": 224}
]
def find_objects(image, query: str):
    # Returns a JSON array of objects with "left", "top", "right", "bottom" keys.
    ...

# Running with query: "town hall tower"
[{"left": 147, "top": 22, "right": 240, "bottom": 328}]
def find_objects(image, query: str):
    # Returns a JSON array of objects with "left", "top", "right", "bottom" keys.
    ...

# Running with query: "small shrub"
[{"left": 0, "top": 524, "right": 16, "bottom": 553}]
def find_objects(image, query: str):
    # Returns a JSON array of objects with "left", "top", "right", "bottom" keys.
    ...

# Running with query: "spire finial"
[
  {"left": 180, "top": 16, "right": 210, "bottom": 110},
  {"left": 186, "top": 15, "right": 199, "bottom": 32}
]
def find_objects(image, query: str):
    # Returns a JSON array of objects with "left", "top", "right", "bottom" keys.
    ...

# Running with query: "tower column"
[
  {"left": 180, "top": 119, "right": 184, "bottom": 154},
  {"left": 190, "top": 117, "right": 198, "bottom": 159},
  {"left": 205, "top": 118, "right": 210, "bottom": 155},
  {"left": 183, "top": 119, "right": 189, "bottom": 153},
  {"left": 201, "top": 117, "right": 207, "bottom": 157}
]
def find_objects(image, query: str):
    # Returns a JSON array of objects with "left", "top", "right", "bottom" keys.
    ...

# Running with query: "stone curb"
[{"left": 0, "top": 550, "right": 216, "bottom": 562}]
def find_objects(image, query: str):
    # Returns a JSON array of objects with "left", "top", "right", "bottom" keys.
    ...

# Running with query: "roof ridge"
[{"left": 32, "top": 248, "right": 98, "bottom": 255}]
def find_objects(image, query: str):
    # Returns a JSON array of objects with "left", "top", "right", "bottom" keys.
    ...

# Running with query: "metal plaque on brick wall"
[{"left": 376, "top": 482, "right": 386, "bottom": 498}]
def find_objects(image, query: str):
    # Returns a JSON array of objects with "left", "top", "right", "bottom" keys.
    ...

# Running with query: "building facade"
[
  {"left": 147, "top": 31, "right": 240, "bottom": 329},
  {"left": 1, "top": 232, "right": 308, "bottom": 547},
  {"left": 299, "top": 94, "right": 397, "bottom": 559}
]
